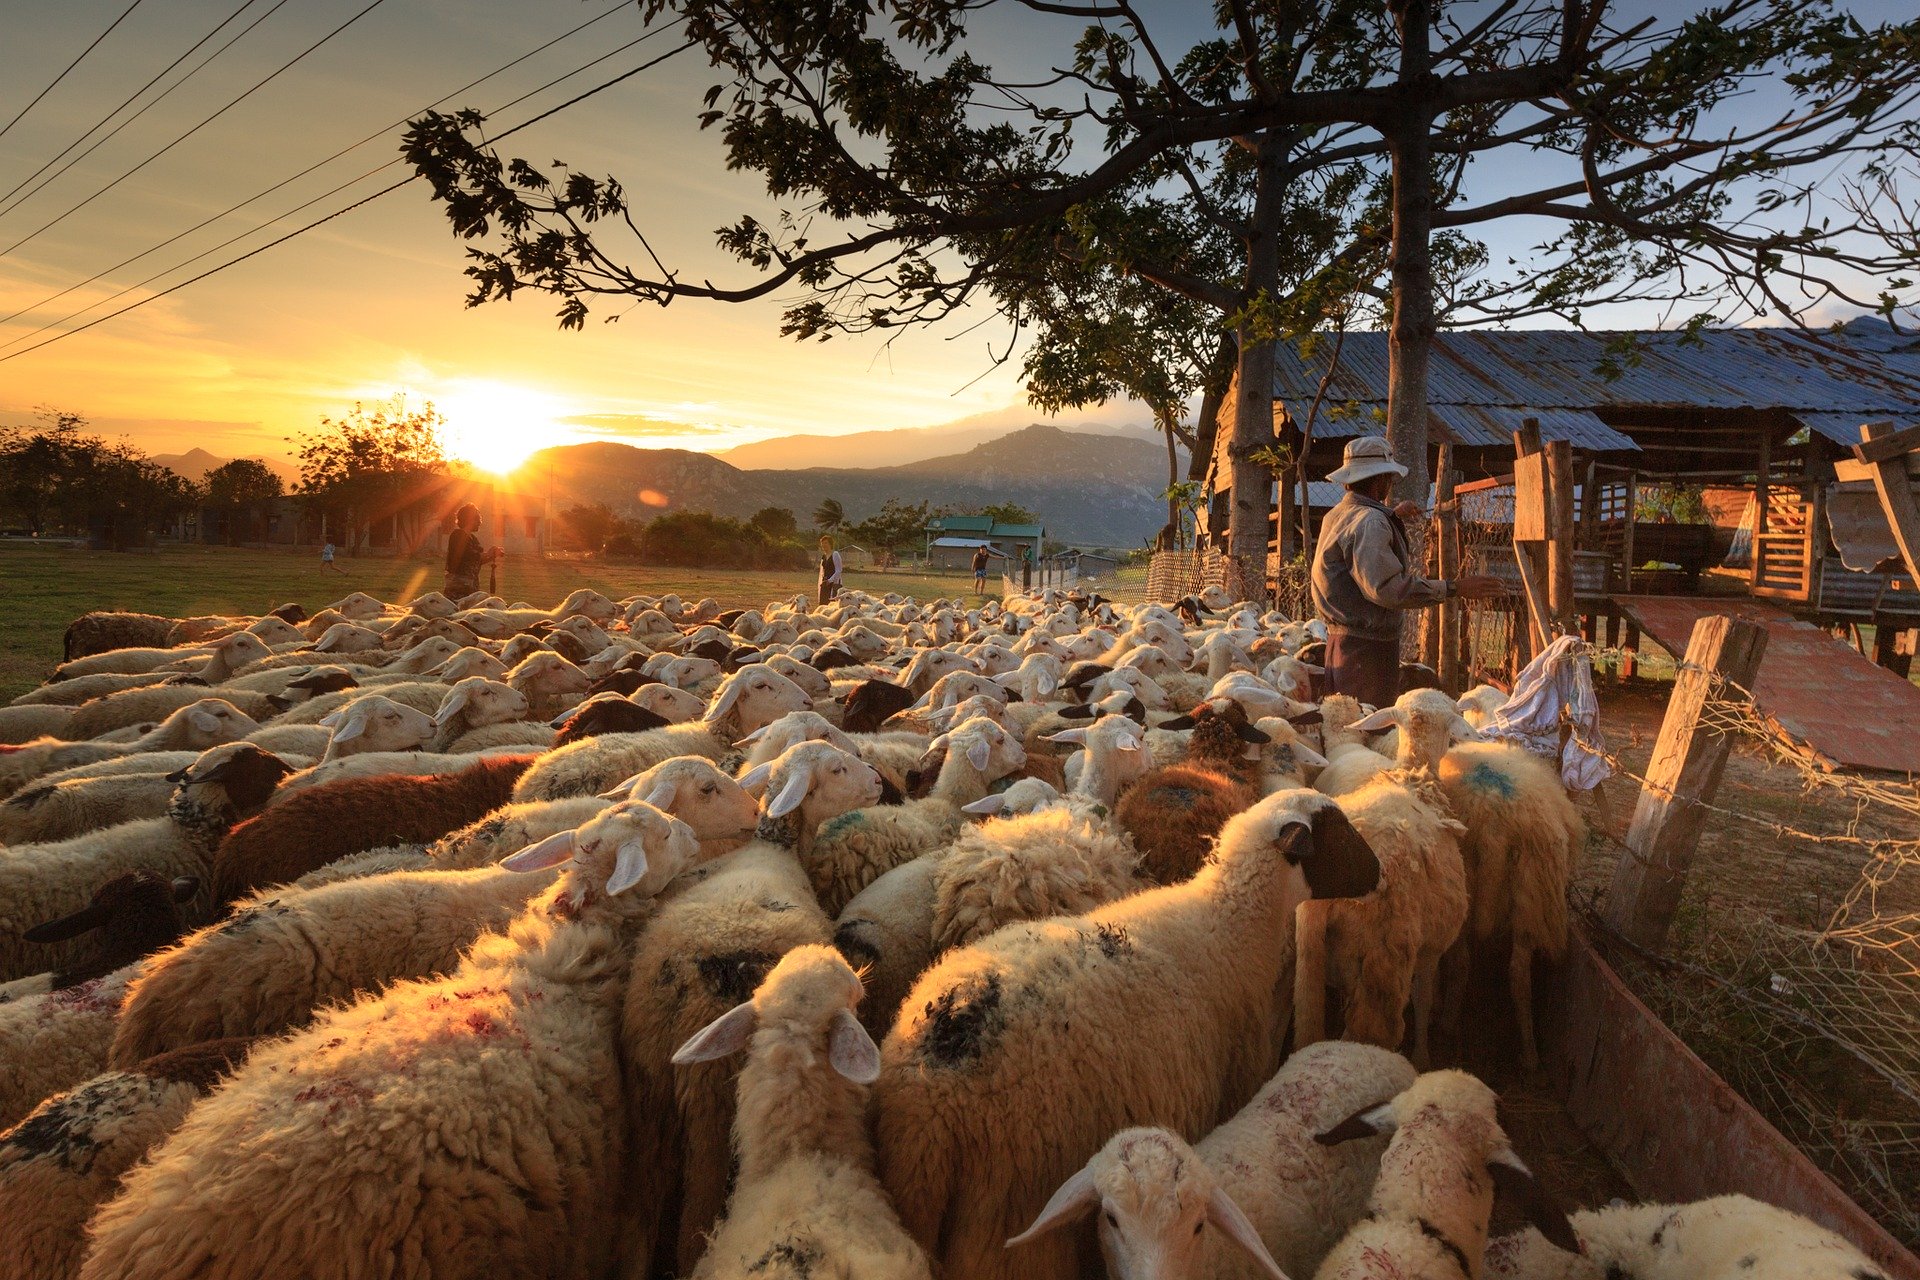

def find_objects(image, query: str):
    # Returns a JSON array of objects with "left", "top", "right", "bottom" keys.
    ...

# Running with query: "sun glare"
[{"left": 438, "top": 383, "right": 571, "bottom": 475}]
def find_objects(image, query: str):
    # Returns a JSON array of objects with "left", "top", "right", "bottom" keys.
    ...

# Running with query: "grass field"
[{"left": 0, "top": 542, "right": 1145, "bottom": 702}]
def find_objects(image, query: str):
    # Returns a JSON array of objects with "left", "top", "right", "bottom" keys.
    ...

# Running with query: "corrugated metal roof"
[{"left": 1274, "top": 320, "right": 1920, "bottom": 450}]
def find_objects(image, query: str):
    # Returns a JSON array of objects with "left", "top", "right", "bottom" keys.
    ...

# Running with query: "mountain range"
[
  {"left": 149, "top": 447, "right": 299, "bottom": 485},
  {"left": 715, "top": 410, "right": 1164, "bottom": 470},
  {"left": 525, "top": 423, "right": 1179, "bottom": 546}
]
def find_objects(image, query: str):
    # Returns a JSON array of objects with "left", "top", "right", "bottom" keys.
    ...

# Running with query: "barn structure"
[{"left": 923, "top": 514, "right": 1046, "bottom": 569}]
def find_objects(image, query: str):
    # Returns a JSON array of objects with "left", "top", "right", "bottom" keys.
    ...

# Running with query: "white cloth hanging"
[{"left": 1484, "top": 634, "right": 1613, "bottom": 791}]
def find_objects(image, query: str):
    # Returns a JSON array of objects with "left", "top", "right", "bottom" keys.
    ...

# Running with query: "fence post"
[
  {"left": 1434, "top": 443, "right": 1463, "bottom": 691},
  {"left": 1602, "top": 615, "right": 1769, "bottom": 951},
  {"left": 1511, "top": 420, "right": 1551, "bottom": 661},
  {"left": 1545, "top": 439, "right": 1576, "bottom": 631}
]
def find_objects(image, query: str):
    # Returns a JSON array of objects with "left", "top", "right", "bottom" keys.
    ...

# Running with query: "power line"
[
  {"left": 0, "top": 0, "right": 269, "bottom": 211},
  {"left": 0, "top": 36, "right": 699, "bottom": 366},
  {"left": 0, "top": 3, "right": 633, "bottom": 329},
  {"left": 0, "top": 0, "right": 393, "bottom": 258},
  {"left": 0, "top": 0, "right": 150, "bottom": 144}
]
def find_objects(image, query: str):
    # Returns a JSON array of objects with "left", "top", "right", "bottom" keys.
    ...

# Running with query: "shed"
[
  {"left": 927, "top": 537, "right": 1007, "bottom": 570},
  {"left": 924, "top": 514, "right": 1046, "bottom": 566}
]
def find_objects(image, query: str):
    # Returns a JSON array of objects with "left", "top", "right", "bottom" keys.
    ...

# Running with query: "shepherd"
[
  {"left": 817, "top": 535, "right": 843, "bottom": 605},
  {"left": 1310, "top": 436, "right": 1502, "bottom": 708},
  {"left": 444, "top": 502, "right": 503, "bottom": 602}
]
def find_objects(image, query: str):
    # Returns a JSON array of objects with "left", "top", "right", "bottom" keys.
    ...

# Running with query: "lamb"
[
  {"left": 0, "top": 1037, "right": 255, "bottom": 1280},
  {"left": 616, "top": 739, "right": 880, "bottom": 1278},
  {"left": 0, "top": 873, "right": 198, "bottom": 1002},
  {"left": 1115, "top": 710, "right": 1266, "bottom": 885},
  {"left": 1048, "top": 712, "right": 1154, "bottom": 807},
  {"left": 60, "top": 611, "right": 179, "bottom": 661},
  {"left": 796, "top": 715, "right": 1025, "bottom": 915},
  {"left": 428, "top": 676, "right": 531, "bottom": 749},
  {"left": 1483, "top": 1194, "right": 1891, "bottom": 1280},
  {"left": 0, "top": 699, "right": 261, "bottom": 798},
  {"left": 208, "top": 752, "right": 537, "bottom": 903},
  {"left": 316, "top": 693, "right": 436, "bottom": 761},
  {"left": 0, "top": 743, "right": 293, "bottom": 984},
  {"left": 1311, "top": 1070, "right": 1576, "bottom": 1280},
  {"left": 1293, "top": 768, "right": 1468, "bottom": 1067},
  {"left": 873, "top": 787, "right": 1384, "bottom": 1280},
  {"left": 670, "top": 945, "right": 931, "bottom": 1280},
  {"left": 1009, "top": 1041, "right": 1416, "bottom": 1280},
  {"left": 78, "top": 801, "right": 703, "bottom": 1280}
]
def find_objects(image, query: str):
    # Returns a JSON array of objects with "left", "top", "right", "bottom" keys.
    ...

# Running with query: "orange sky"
[{"left": 0, "top": 0, "right": 1126, "bottom": 472}]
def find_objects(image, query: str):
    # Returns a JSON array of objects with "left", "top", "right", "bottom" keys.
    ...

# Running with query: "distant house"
[{"left": 924, "top": 514, "right": 1046, "bottom": 569}]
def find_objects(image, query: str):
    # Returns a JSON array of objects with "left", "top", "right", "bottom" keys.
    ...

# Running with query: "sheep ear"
[
  {"left": 171, "top": 876, "right": 200, "bottom": 903},
  {"left": 961, "top": 794, "right": 1007, "bottom": 815},
  {"left": 1114, "top": 731, "right": 1143, "bottom": 753},
  {"left": 1303, "top": 805, "right": 1382, "bottom": 899},
  {"left": 703, "top": 676, "right": 745, "bottom": 725},
  {"left": 1449, "top": 715, "right": 1485, "bottom": 743},
  {"left": 1159, "top": 714, "right": 1196, "bottom": 730},
  {"left": 1287, "top": 709, "right": 1324, "bottom": 727},
  {"left": 764, "top": 768, "right": 813, "bottom": 819},
  {"left": 190, "top": 709, "right": 221, "bottom": 733},
  {"left": 828, "top": 1007, "right": 881, "bottom": 1083},
  {"left": 966, "top": 736, "right": 993, "bottom": 772},
  {"left": 501, "top": 830, "right": 576, "bottom": 872},
  {"left": 673, "top": 1001, "right": 759, "bottom": 1064},
  {"left": 1315, "top": 1100, "right": 1397, "bottom": 1146},
  {"left": 736, "top": 761, "right": 774, "bottom": 793},
  {"left": 23, "top": 900, "right": 117, "bottom": 943},
  {"left": 1235, "top": 723, "right": 1272, "bottom": 744},
  {"left": 1294, "top": 743, "right": 1331, "bottom": 769},
  {"left": 1206, "top": 1187, "right": 1294, "bottom": 1280},
  {"left": 1036, "top": 672, "right": 1057, "bottom": 696},
  {"left": 330, "top": 715, "right": 366, "bottom": 743},
  {"left": 1044, "top": 727, "right": 1088, "bottom": 746},
  {"left": 734, "top": 724, "right": 771, "bottom": 745},
  {"left": 317, "top": 710, "right": 343, "bottom": 729},
  {"left": 1005, "top": 1161, "right": 1100, "bottom": 1248},
  {"left": 1487, "top": 1150, "right": 1581, "bottom": 1253},
  {"left": 550, "top": 706, "right": 578, "bottom": 729},
  {"left": 640, "top": 780, "right": 679, "bottom": 812},
  {"left": 435, "top": 684, "right": 473, "bottom": 727},
  {"left": 1055, "top": 703, "right": 1098, "bottom": 721},
  {"left": 1348, "top": 708, "right": 1402, "bottom": 734},
  {"left": 606, "top": 840, "right": 651, "bottom": 896}
]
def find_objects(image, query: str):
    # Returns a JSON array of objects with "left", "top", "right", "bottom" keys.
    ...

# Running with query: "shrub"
[{"left": 638, "top": 510, "right": 808, "bottom": 570}]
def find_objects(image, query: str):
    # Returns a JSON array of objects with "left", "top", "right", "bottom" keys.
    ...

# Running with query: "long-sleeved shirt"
[{"left": 1310, "top": 491, "right": 1448, "bottom": 642}]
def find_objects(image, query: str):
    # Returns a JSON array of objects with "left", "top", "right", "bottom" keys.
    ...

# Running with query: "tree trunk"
[
  {"left": 1385, "top": 0, "right": 1437, "bottom": 505},
  {"left": 1221, "top": 134, "right": 1287, "bottom": 603}
]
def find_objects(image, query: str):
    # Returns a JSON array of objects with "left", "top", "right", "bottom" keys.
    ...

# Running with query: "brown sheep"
[{"left": 1114, "top": 709, "right": 1266, "bottom": 884}]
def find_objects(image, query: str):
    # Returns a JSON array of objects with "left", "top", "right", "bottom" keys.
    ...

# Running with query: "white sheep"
[
  {"left": 1312, "top": 1070, "right": 1577, "bottom": 1280},
  {"left": 931, "top": 799, "right": 1141, "bottom": 952},
  {"left": 1010, "top": 1041, "right": 1416, "bottom": 1280},
  {"left": 79, "top": 802, "right": 702, "bottom": 1280},
  {"left": 316, "top": 693, "right": 436, "bottom": 761},
  {"left": 506, "top": 650, "right": 594, "bottom": 720},
  {"left": 1047, "top": 713, "right": 1152, "bottom": 806},
  {"left": 0, "top": 964, "right": 146, "bottom": 1134},
  {"left": 873, "top": 787, "right": 1385, "bottom": 1280},
  {"left": 428, "top": 676, "right": 531, "bottom": 750},
  {"left": 832, "top": 856, "right": 941, "bottom": 1040},
  {"left": 0, "top": 703, "right": 79, "bottom": 745},
  {"left": 672, "top": 945, "right": 931, "bottom": 1280},
  {"left": 0, "top": 699, "right": 261, "bottom": 798}
]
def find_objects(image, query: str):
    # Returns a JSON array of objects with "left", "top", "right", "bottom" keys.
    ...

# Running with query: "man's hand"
[
  {"left": 1392, "top": 500, "right": 1423, "bottom": 520},
  {"left": 1453, "top": 574, "right": 1506, "bottom": 600}
]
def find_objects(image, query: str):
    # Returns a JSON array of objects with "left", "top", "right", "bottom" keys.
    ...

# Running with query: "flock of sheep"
[{"left": 0, "top": 583, "right": 1891, "bottom": 1280}]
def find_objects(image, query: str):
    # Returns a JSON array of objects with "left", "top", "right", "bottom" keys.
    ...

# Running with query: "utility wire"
[
  {"left": 0, "top": 3, "right": 633, "bottom": 328},
  {"left": 0, "top": 36, "right": 699, "bottom": 365},
  {"left": 0, "top": 0, "right": 392, "bottom": 258},
  {"left": 0, "top": 0, "right": 151, "bottom": 144},
  {"left": 0, "top": 0, "right": 269, "bottom": 211}
]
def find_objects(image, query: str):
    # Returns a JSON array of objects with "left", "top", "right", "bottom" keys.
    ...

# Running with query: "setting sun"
[{"left": 438, "top": 383, "right": 574, "bottom": 475}]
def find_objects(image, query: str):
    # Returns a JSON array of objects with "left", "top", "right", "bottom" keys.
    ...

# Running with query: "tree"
[
  {"left": 749, "top": 506, "right": 799, "bottom": 538},
  {"left": 846, "top": 498, "right": 934, "bottom": 557},
  {"left": 0, "top": 408, "right": 197, "bottom": 546},
  {"left": 202, "top": 459, "right": 283, "bottom": 545},
  {"left": 812, "top": 499, "right": 845, "bottom": 533},
  {"left": 290, "top": 397, "right": 460, "bottom": 554},
  {"left": 559, "top": 501, "right": 618, "bottom": 554},
  {"left": 977, "top": 502, "right": 1038, "bottom": 527}
]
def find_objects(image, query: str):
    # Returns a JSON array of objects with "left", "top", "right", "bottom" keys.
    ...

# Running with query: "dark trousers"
[
  {"left": 1326, "top": 629, "right": 1401, "bottom": 710},
  {"left": 818, "top": 581, "right": 839, "bottom": 606}
]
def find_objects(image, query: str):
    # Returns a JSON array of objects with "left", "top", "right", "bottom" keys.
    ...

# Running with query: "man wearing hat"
[{"left": 1311, "top": 436, "right": 1503, "bottom": 708}]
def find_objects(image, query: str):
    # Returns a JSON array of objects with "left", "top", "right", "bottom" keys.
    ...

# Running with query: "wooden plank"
[
  {"left": 1547, "top": 439, "right": 1577, "bottom": 629},
  {"left": 1852, "top": 419, "right": 1920, "bottom": 464},
  {"left": 1513, "top": 452, "right": 1549, "bottom": 541},
  {"left": 1861, "top": 420, "right": 1920, "bottom": 585},
  {"left": 1751, "top": 428, "right": 1772, "bottom": 591},
  {"left": 1435, "top": 443, "right": 1462, "bottom": 692},
  {"left": 1603, "top": 615, "right": 1770, "bottom": 951},
  {"left": 1454, "top": 472, "right": 1515, "bottom": 496},
  {"left": 1513, "top": 421, "right": 1548, "bottom": 657}
]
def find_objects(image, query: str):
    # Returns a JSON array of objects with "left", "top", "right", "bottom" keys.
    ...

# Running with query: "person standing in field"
[
  {"left": 444, "top": 503, "right": 501, "bottom": 601},
  {"left": 320, "top": 541, "right": 344, "bottom": 574},
  {"left": 971, "top": 544, "right": 991, "bottom": 595},
  {"left": 817, "top": 536, "right": 844, "bottom": 605}
]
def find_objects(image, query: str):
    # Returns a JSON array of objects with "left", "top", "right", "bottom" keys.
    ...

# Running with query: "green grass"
[{"left": 0, "top": 542, "right": 1145, "bottom": 702}]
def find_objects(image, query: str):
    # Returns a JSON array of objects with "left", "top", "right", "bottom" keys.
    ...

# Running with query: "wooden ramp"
[{"left": 1614, "top": 595, "right": 1920, "bottom": 775}]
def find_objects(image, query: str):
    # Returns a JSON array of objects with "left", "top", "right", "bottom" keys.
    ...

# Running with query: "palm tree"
[{"left": 813, "top": 498, "right": 845, "bottom": 532}]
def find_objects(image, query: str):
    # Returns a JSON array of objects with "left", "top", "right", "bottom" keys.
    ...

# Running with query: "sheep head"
[
  {"left": 598, "top": 755, "right": 759, "bottom": 849},
  {"left": 672, "top": 944, "right": 878, "bottom": 1084},
  {"left": 435, "top": 677, "right": 529, "bottom": 730},
  {"left": 502, "top": 799, "right": 699, "bottom": 905},
  {"left": 318, "top": 695, "right": 434, "bottom": 759},
  {"left": 705, "top": 664, "right": 814, "bottom": 737}
]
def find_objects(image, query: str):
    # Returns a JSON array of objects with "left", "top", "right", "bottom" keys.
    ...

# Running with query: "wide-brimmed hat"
[{"left": 1326, "top": 435, "right": 1409, "bottom": 485}]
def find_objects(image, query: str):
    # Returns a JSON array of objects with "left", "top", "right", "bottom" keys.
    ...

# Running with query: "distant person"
[
  {"left": 1021, "top": 545, "right": 1034, "bottom": 592},
  {"left": 817, "top": 536, "right": 844, "bottom": 605},
  {"left": 971, "top": 544, "right": 991, "bottom": 594},
  {"left": 444, "top": 503, "right": 501, "bottom": 600},
  {"left": 320, "top": 541, "right": 343, "bottom": 574}
]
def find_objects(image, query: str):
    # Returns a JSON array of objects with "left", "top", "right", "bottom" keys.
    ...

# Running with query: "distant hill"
[
  {"left": 716, "top": 412, "right": 1164, "bottom": 470},
  {"left": 526, "top": 423, "right": 1179, "bottom": 546},
  {"left": 150, "top": 447, "right": 298, "bottom": 486}
]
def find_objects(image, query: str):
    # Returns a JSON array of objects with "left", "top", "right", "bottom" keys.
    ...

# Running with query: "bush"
[
  {"left": 638, "top": 510, "right": 808, "bottom": 570},
  {"left": 602, "top": 532, "right": 644, "bottom": 558}
]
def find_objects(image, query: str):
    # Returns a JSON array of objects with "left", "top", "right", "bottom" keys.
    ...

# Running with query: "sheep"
[
  {"left": 0, "top": 703, "right": 79, "bottom": 745},
  {"left": 316, "top": 693, "right": 436, "bottom": 761},
  {"left": 268, "top": 678, "right": 448, "bottom": 725},
  {"left": 60, "top": 611, "right": 179, "bottom": 661},
  {"left": 513, "top": 664, "right": 814, "bottom": 801},
  {"left": 11, "top": 670, "right": 178, "bottom": 707},
  {"left": 49, "top": 644, "right": 214, "bottom": 683},
  {"left": 1009, "top": 1041, "right": 1416, "bottom": 1280},
  {"left": 0, "top": 873, "right": 198, "bottom": 1002},
  {"left": 1350, "top": 690, "right": 1585, "bottom": 1069},
  {"left": 25, "top": 751, "right": 201, "bottom": 790},
  {"left": 0, "top": 1037, "right": 255, "bottom": 1280},
  {"left": 670, "top": 945, "right": 931, "bottom": 1280},
  {"left": 0, "top": 699, "right": 261, "bottom": 798},
  {"left": 832, "top": 856, "right": 941, "bottom": 1041},
  {"left": 736, "top": 709, "right": 923, "bottom": 798},
  {"left": 873, "top": 787, "right": 1384, "bottom": 1280},
  {"left": 1311, "top": 1070, "right": 1576, "bottom": 1280},
  {"left": 931, "top": 799, "right": 1143, "bottom": 952},
  {"left": 550, "top": 694, "right": 671, "bottom": 745},
  {"left": 841, "top": 676, "right": 919, "bottom": 733},
  {"left": 634, "top": 681, "right": 707, "bottom": 723},
  {"left": 796, "top": 716, "right": 1024, "bottom": 915},
  {"left": 270, "top": 747, "right": 526, "bottom": 801},
  {"left": 174, "top": 631, "right": 273, "bottom": 684},
  {"left": 1115, "top": 711, "right": 1266, "bottom": 885},
  {"left": 307, "top": 620, "right": 383, "bottom": 653},
  {"left": 208, "top": 752, "right": 537, "bottom": 904},
  {"left": 506, "top": 650, "right": 595, "bottom": 720},
  {"left": 0, "top": 744, "right": 293, "bottom": 984},
  {"left": 115, "top": 758, "right": 758, "bottom": 1068},
  {"left": 1312, "top": 693, "right": 1396, "bottom": 797},
  {"left": 1293, "top": 769, "right": 1468, "bottom": 1067},
  {"left": 79, "top": 801, "right": 703, "bottom": 1280},
  {"left": 1048, "top": 713, "right": 1153, "bottom": 807},
  {"left": 1483, "top": 1195, "right": 1891, "bottom": 1280},
  {"left": 429, "top": 645, "right": 510, "bottom": 682},
  {"left": 0, "top": 770, "right": 183, "bottom": 844},
  {"left": 241, "top": 722, "right": 335, "bottom": 758},
  {"left": 616, "top": 739, "right": 880, "bottom": 1278},
  {"left": 428, "top": 676, "right": 530, "bottom": 750},
  {"left": 0, "top": 963, "right": 146, "bottom": 1133},
  {"left": 1456, "top": 684, "right": 1510, "bottom": 730},
  {"left": 1250, "top": 715, "right": 1331, "bottom": 793}
]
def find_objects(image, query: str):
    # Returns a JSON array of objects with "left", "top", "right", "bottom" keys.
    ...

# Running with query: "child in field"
[{"left": 320, "top": 541, "right": 343, "bottom": 574}]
